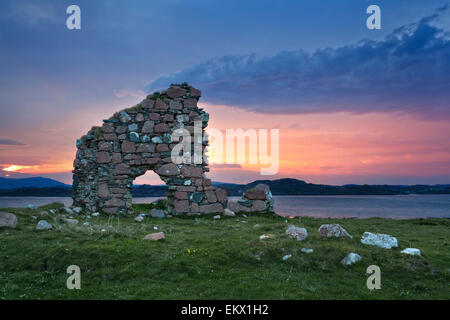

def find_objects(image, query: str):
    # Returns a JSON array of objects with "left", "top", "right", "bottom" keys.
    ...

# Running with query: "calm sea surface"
[{"left": 1, "top": 194, "right": 449, "bottom": 219}]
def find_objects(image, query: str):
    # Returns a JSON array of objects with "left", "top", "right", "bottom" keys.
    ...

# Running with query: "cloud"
[
  {"left": 0, "top": 139, "right": 25, "bottom": 146},
  {"left": 148, "top": 6, "right": 450, "bottom": 119}
]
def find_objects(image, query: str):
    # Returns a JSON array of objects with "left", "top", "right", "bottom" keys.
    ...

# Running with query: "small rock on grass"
[
  {"left": 259, "top": 234, "right": 273, "bottom": 240},
  {"left": 213, "top": 215, "right": 221, "bottom": 220},
  {"left": 134, "top": 215, "right": 144, "bottom": 222},
  {"left": 143, "top": 232, "right": 165, "bottom": 241},
  {"left": 341, "top": 252, "right": 362, "bottom": 266},
  {"left": 36, "top": 220, "right": 52, "bottom": 230},
  {"left": 26, "top": 204, "right": 36, "bottom": 210},
  {"left": 401, "top": 248, "right": 421, "bottom": 256},
  {"left": 223, "top": 208, "right": 235, "bottom": 217},
  {"left": 92, "top": 212, "right": 100, "bottom": 217},
  {"left": 282, "top": 254, "right": 292, "bottom": 261},
  {"left": 72, "top": 207, "right": 82, "bottom": 214},
  {"left": 301, "top": 248, "right": 314, "bottom": 254},
  {"left": 62, "top": 207, "right": 73, "bottom": 215}
]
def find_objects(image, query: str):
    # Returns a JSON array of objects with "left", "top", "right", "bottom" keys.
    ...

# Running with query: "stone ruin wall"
[{"left": 72, "top": 84, "right": 228, "bottom": 215}]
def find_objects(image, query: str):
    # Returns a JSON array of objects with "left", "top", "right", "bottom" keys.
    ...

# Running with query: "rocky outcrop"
[
  {"left": 227, "top": 184, "right": 274, "bottom": 213},
  {"left": 72, "top": 84, "right": 228, "bottom": 215}
]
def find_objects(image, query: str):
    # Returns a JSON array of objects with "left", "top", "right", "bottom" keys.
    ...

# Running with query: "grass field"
[{"left": 0, "top": 202, "right": 449, "bottom": 300}]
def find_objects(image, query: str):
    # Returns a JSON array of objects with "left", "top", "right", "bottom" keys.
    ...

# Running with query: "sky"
[{"left": 0, "top": 0, "right": 449, "bottom": 186}]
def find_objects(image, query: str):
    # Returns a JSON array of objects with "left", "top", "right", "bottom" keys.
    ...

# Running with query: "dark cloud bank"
[
  {"left": 0, "top": 139, "right": 25, "bottom": 146},
  {"left": 148, "top": 6, "right": 450, "bottom": 119}
]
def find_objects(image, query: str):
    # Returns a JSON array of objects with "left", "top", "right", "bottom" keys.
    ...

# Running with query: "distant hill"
[
  {"left": 0, "top": 177, "right": 449, "bottom": 197},
  {"left": 0, "top": 177, "right": 70, "bottom": 189}
]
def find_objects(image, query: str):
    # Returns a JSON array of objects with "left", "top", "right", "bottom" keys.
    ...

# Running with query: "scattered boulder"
[
  {"left": 143, "top": 232, "right": 165, "bottom": 241},
  {"left": 318, "top": 224, "right": 352, "bottom": 238},
  {"left": 259, "top": 234, "right": 274, "bottom": 240},
  {"left": 0, "top": 212, "right": 18, "bottom": 228},
  {"left": 361, "top": 232, "right": 398, "bottom": 249},
  {"left": 72, "top": 207, "right": 82, "bottom": 214},
  {"left": 286, "top": 225, "right": 308, "bottom": 241},
  {"left": 341, "top": 252, "right": 362, "bottom": 266},
  {"left": 401, "top": 248, "right": 421, "bottom": 256},
  {"left": 83, "top": 222, "right": 90, "bottom": 226},
  {"left": 282, "top": 254, "right": 292, "bottom": 261},
  {"left": 213, "top": 215, "right": 221, "bottom": 220},
  {"left": 301, "top": 248, "right": 314, "bottom": 254},
  {"left": 223, "top": 208, "right": 235, "bottom": 217},
  {"left": 61, "top": 207, "right": 74, "bottom": 215},
  {"left": 36, "top": 220, "right": 52, "bottom": 230},
  {"left": 134, "top": 215, "right": 144, "bottom": 222},
  {"left": 149, "top": 208, "right": 165, "bottom": 218}
]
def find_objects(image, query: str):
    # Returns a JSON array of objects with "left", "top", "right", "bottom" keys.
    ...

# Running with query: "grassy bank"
[{"left": 0, "top": 203, "right": 449, "bottom": 299}]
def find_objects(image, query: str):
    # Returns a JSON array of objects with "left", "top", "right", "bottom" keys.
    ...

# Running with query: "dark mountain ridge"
[{"left": 0, "top": 177, "right": 448, "bottom": 197}]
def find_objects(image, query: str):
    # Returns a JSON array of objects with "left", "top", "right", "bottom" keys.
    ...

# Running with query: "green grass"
[{"left": 0, "top": 202, "right": 449, "bottom": 300}]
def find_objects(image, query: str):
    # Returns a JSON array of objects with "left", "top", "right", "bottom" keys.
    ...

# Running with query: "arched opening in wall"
[{"left": 132, "top": 170, "right": 166, "bottom": 204}]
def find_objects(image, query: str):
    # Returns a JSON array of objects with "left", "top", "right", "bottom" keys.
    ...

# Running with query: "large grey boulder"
[
  {"left": 0, "top": 212, "right": 18, "bottom": 228},
  {"left": 361, "top": 232, "right": 398, "bottom": 249},
  {"left": 286, "top": 225, "right": 308, "bottom": 241},
  {"left": 318, "top": 224, "right": 352, "bottom": 238}
]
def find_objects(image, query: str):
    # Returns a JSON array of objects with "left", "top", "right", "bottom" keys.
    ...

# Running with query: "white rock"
[
  {"left": 361, "top": 232, "right": 398, "bottom": 249},
  {"left": 92, "top": 212, "right": 100, "bottom": 217},
  {"left": 341, "top": 252, "right": 362, "bottom": 266},
  {"left": 286, "top": 225, "right": 308, "bottom": 241},
  {"left": 153, "top": 226, "right": 158, "bottom": 230},
  {"left": 282, "top": 254, "right": 292, "bottom": 261},
  {"left": 26, "top": 204, "right": 36, "bottom": 210},
  {"left": 83, "top": 222, "right": 90, "bottom": 226},
  {"left": 213, "top": 215, "right": 221, "bottom": 220},
  {"left": 49, "top": 209, "right": 56, "bottom": 214},
  {"left": 72, "top": 207, "right": 82, "bottom": 214},
  {"left": 134, "top": 215, "right": 144, "bottom": 222},
  {"left": 401, "top": 248, "right": 421, "bottom": 256},
  {"left": 36, "top": 220, "right": 52, "bottom": 230},
  {"left": 101, "top": 228, "right": 106, "bottom": 232},
  {"left": 223, "top": 208, "right": 235, "bottom": 217},
  {"left": 259, "top": 234, "right": 273, "bottom": 240},
  {"left": 301, "top": 248, "right": 314, "bottom": 254},
  {"left": 242, "top": 214, "right": 248, "bottom": 218}
]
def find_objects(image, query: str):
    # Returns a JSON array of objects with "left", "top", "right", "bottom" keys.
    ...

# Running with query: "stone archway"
[{"left": 72, "top": 84, "right": 228, "bottom": 215}]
